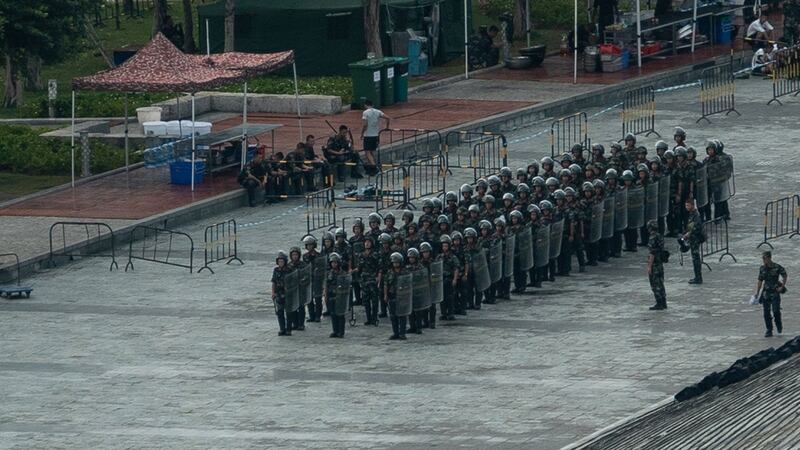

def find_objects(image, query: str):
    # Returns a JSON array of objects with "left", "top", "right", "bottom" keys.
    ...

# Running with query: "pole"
[
  {"left": 191, "top": 93, "right": 196, "bottom": 192},
  {"left": 292, "top": 62, "right": 303, "bottom": 140},
  {"left": 636, "top": 0, "right": 642, "bottom": 67},
  {"left": 464, "top": 0, "right": 469, "bottom": 80},
  {"left": 71, "top": 91, "right": 76, "bottom": 188},
  {"left": 574, "top": 0, "right": 578, "bottom": 84},
  {"left": 241, "top": 82, "right": 248, "bottom": 170},
  {"left": 206, "top": 19, "right": 211, "bottom": 56},
  {"left": 691, "top": 0, "right": 698, "bottom": 53},
  {"left": 526, "top": 0, "right": 531, "bottom": 47},
  {"left": 124, "top": 93, "right": 129, "bottom": 180}
]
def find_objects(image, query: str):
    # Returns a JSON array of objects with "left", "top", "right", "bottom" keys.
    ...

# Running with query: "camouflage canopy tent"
[{"left": 71, "top": 33, "right": 297, "bottom": 190}]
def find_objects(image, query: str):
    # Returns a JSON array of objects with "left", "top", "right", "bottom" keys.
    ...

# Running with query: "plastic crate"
[{"left": 170, "top": 158, "right": 205, "bottom": 185}]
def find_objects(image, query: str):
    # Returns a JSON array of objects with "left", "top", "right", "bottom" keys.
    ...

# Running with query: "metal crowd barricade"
[
  {"left": 471, "top": 134, "right": 508, "bottom": 182},
  {"left": 697, "top": 62, "right": 740, "bottom": 124},
  {"left": 0, "top": 253, "right": 33, "bottom": 298},
  {"left": 621, "top": 85, "right": 660, "bottom": 140},
  {"left": 406, "top": 155, "right": 447, "bottom": 204},
  {"left": 757, "top": 195, "right": 800, "bottom": 249},
  {"left": 767, "top": 45, "right": 800, "bottom": 105},
  {"left": 198, "top": 219, "right": 244, "bottom": 274},
  {"left": 679, "top": 218, "right": 736, "bottom": 272},
  {"left": 125, "top": 225, "right": 195, "bottom": 273},
  {"left": 375, "top": 164, "right": 410, "bottom": 211},
  {"left": 443, "top": 131, "right": 506, "bottom": 176},
  {"left": 48, "top": 222, "right": 119, "bottom": 271},
  {"left": 550, "top": 112, "right": 589, "bottom": 157},
  {"left": 305, "top": 187, "right": 337, "bottom": 234},
  {"left": 377, "top": 128, "right": 442, "bottom": 166}
]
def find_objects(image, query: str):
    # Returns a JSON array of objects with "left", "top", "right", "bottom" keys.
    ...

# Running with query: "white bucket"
[{"left": 136, "top": 106, "right": 163, "bottom": 124}]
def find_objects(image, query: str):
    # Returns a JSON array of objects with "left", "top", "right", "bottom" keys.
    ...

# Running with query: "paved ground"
[{"left": 1, "top": 76, "right": 799, "bottom": 449}]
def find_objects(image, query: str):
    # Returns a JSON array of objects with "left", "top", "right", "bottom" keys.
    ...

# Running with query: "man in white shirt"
[
  {"left": 751, "top": 44, "right": 776, "bottom": 75},
  {"left": 747, "top": 16, "right": 774, "bottom": 47},
  {"left": 360, "top": 99, "right": 390, "bottom": 174}
]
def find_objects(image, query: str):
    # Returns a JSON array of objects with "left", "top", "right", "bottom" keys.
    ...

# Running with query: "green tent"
[{"left": 197, "top": 0, "right": 471, "bottom": 75}]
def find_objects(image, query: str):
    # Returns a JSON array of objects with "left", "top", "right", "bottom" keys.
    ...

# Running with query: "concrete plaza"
[{"left": 1, "top": 76, "right": 799, "bottom": 449}]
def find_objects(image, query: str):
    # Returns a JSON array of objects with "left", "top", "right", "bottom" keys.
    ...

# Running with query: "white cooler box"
[
  {"left": 142, "top": 121, "right": 168, "bottom": 136},
  {"left": 165, "top": 120, "right": 212, "bottom": 136}
]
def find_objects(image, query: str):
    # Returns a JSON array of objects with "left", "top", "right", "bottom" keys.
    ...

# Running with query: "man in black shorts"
[{"left": 360, "top": 99, "right": 390, "bottom": 175}]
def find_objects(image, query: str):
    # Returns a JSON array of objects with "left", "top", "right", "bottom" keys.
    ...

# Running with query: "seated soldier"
[
  {"left": 288, "top": 142, "right": 315, "bottom": 194},
  {"left": 323, "top": 125, "right": 355, "bottom": 183},
  {"left": 237, "top": 153, "right": 267, "bottom": 207},
  {"left": 303, "top": 134, "right": 330, "bottom": 187},
  {"left": 265, "top": 152, "right": 289, "bottom": 202}
]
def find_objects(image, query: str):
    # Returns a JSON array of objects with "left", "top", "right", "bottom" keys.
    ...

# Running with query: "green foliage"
[
  {"left": 16, "top": 92, "right": 172, "bottom": 118},
  {"left": 477, "top": 0, "right": 514, "bottom": 20},
  {"left": 532, "top": 0, "right": 590, "bottom": 29},
  {"left": 0, "top": 124, "right": 139, "bottom": 175},
  {"left": 224, "top": 76, "right": 353, "bottom": 105}
]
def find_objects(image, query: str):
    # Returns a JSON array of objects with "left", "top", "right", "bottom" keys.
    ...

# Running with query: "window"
[{"left": 326, "top": 12, "right": 351, "bottom": 40}]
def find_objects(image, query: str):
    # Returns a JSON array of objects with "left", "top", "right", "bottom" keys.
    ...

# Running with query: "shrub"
[{"left": 0, "top": 125, "right": 140, "bottom": 175}]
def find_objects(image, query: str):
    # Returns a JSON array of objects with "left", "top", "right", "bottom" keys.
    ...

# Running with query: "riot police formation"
[{"left": 271, "top": 127, "right": 735, "bottom": 337}]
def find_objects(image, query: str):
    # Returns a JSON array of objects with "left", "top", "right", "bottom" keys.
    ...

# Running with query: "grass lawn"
[{"left": 0, "top": 172, "right": 72, "bottom": 202}]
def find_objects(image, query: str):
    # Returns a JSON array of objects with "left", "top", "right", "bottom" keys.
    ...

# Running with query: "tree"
[
  {"left": 152, "top": 0, "right": 167, "bottom": 36},
  {"left": 224, "top": 0, "right": 235, "bottom": 51},
  {"left": 514, "top": 0, "right": 527, "bottom": 40},
  {"left": 182, "top": 0, "right": 196, "bottom": 53},
  {"left": 363, "top": 0, "right": 382, "bottom": 57},
  {"left": 0, "top": 0, "right": 97, "bottom": 107}
]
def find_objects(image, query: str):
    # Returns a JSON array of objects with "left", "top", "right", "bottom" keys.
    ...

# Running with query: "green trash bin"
[
  {"left": 378, "top": 57, "right": 395, "bottom": 106},
  {"left": 390, "top": 57, "right": 409, "bottom": 103},
  {"left": 348, "top": 59, "right": 383, "bottom": 108}
]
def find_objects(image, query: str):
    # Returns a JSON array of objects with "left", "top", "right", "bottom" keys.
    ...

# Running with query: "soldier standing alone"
[
  {"left": 646, "top": 220, "right": 668, "bottom": 310},
  {"left": 754, "top": 251, "right": 788, "bottom": 337},
  {"left": 271, "top": 251, "right": 293, "bottom": 336}
]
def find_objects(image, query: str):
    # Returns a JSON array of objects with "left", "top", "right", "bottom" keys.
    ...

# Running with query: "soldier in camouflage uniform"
[
  {"left": 377, "top": 233, "right": 394, "bottom": 319},
  {"left": 451, "top": 231, "right": 468, "bottom": 316},
  {"left": 271, "top": 251, "right": 293, "bottom": 336},
  {"left": 302, "top": 235, "right": 324, "bottom": 322},
  {"left": 482, "top": 194, "right": 502, "bottom": 222},
  {"left": 591, "top": 144, "right": 608, "bottom": 173},
  {"left": 466, "top": 204, "right": 482, "bottom": 230},
  {"left": 516, "top": 183, "right": 532, "bottom": 211},
  {"left": 594, "top": 179, "right": 610, "bottom": 262},
  {"left": 580, "top": 181, "right": 598, "bottom": 266},
  {"left": 452, "top": 207, "right": 469, "bottom": 233},
  {"left": 683, "top": 200, "right": 705, "bottom": 285},
  {"left": 527, "top": 204, "right": 543, "bottom": 287},
  {"left": 349, "top": 220, "right": 367, "bottom": 307},
  {"left": 464, "top": 228, "right": 483, "bottom": 309},
  {"left": 527, "top": 161, "right": 540, "bottom": 179},
  {"left": 438, "top": 235, "right": 461, "bottom": 321},
  {"left": 405, "top": 222, "right": 421, "bottom": 250},
  {"left": 509, "top": 210, "right": 529, "bottom": 293},
  {"left": 621, "top": 170, "right": 639, "bottom": 253},
  {"left": 479, "top": 220, "right": 498, "bottom": 304},
  {"left": 384, "top": 252, "right": 408, "bottom": 340},
  {"left": 288, "top": 247, "right": 307, "bottom": 331},
  {"left": 754, "top": 251, "right": 788, "bottom": 337},
  {"left": 636, "top": 164, "right": 651, "bottom": 247},
  {"left": 494, "top": 218, "right": 512, "bottom": 299},
  {"left": 366, "top": 212, "right": 383, "bottom": 242},
  {"left": 662, "top": 150, "right": 678, "bottom": 236},
  {"left": 605, "top": 169, "right": 623, "bottom": 258},
  {"left": 516, "top": 167, "right": 529, "bottom": 187},
  {"left": 609, "top": 143, "right": 627, "bottom": 174},
  {"left": 474, "top": 179, "right": 488, "bottom": 206},
  {"left": 400, "top": 210, "right": 414, "bottom": 236},
  {"left": 383, "top": 212, "right": 399, "bottom": 236},
  {"left": 333, "top": 228, "right": 351, "bottom": 271},
  {"left": 405, "top": 248, "right": 425, "bottom": 334},
  {"left": 646, "top": 220, "right": 668, "bottom": 310},
  {"left": 499, "top": 167, "right": 516, "bottom": 195},
  {"left": 540, "top": 200, "right": 558, "bottom": 282},
  {"left": 354, "top": 237, "right": 381, "bottom": 326},
  {"left": 420, "top": 242, "right": 437, "bottom": 329},
  {"left": 320, "top": 231, "right": 336, "bottom": 317},
  {"left": 325, "top": 253, "right": 348, "bottom": 338},
  {"left": 649, "top": 157, "right": 667, "bottom": 235},
  {"left": 500, "top": 193, "right": 515, "bottom": 222},
  {"left": 444, "top": 191, "right": 459, "bottom": 219},
  {"left": 540, "top": 157, "right": 557, "bottom": 180}
]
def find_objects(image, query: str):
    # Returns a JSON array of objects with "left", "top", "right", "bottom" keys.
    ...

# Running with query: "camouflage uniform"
[
  {"left": 686, "top": 208, "right": 705, "bottom": 283},
  {"left": 356, "top": 248, "right": 381, "bottom": 325},
  {"left": 759, "top": 262, "right": 787, "bottom": 334},
  {"left": 384, "top": 268, "right": 408, "bottom": 339},
  {"left": 648, "top": 230, "right": 667, "bottom": 309},
  {"left": 302, "top": 250, "right": 324, "bottom": 322},
  {"left": 438, "top": 250, "right": 460, "bottom": 320},
  {"left": 271, "top": 265, "right": 293, "bottom": 335}
]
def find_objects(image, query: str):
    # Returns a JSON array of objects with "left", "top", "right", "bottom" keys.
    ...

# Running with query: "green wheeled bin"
[
  {"left": 378, "top": 57, "right": 395, "bottom": 106},
  {"left": 348, "top": 59, "right": 383, "bottom": 108},
  {"left": 390, "top": 57, "right": 409, "bottom": 103}
]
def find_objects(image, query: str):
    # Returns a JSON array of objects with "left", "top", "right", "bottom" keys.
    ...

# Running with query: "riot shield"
[
  {"left": 429, "top": 260, "right": 444, "bottom": 305},
  {"left": 503, "top": 234, "right": 516, "bottom": 278},
  {"left": 694, "top": 164, "right": 708, "bottom": 208},
  {"left": 472, "top": 249, "right": 492, "bottom": 292},
  {"left": 615, "top": 189, "right": 628, "bottom": 231},
  {"left": 549, "top": 219, "right": 564, "bottom": 259},
  {"left": 299, "top": 263, "right": 312, "bottom": 305},
  {"left": 659, "top": 174, "right": 671, "bottom": 217},
  {"left": 708, "top": 155, "right": 733, "bottom": 203},
  {"left": 489, "top": 240, "right": 503, "bottom": 283},
  {"left": 589, "top": 202, "right": 603, "bottom": 243},
  {"left": 412, "top": 267, "right": 432, "bottom": 312},
  {"left": 645, "top": 183, "right": 659, "bottom": 223},
  {"left": 516, "top": 227, "right": 534, "bottom": 271},
  {"left": 627, "top": 186, "right": 645, "bottom": 229},
  {"left": 284, "top": 268, "right": 300, "bottom": 313},
  {"left": 333, "top": 273, "right": 351, "bottom": 316},
  {"left": 395, "top": 273, "right": 413, "bottom": 317},
  {"left": 602, "top": 195, "right": 615, "bottom": 239},
  {"left": 311, "top": 256, "right": 327, "bottom": 298},
  {"left": 534, "top": 224, "right": 550, "bottom": 268}
]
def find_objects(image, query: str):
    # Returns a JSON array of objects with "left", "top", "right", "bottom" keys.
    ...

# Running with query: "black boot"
[
  {"left": 277, "top": 309, "right": 288, "bottom": 336},
  {"left": 399, "top": 316, "right": 408, "bottom": 339}
]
